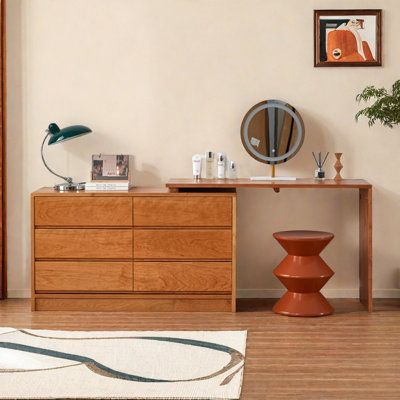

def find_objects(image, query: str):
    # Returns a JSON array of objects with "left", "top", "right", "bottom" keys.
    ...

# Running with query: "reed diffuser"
[{"left": 312, "top": 152, "right": 329, "bottom": 180}]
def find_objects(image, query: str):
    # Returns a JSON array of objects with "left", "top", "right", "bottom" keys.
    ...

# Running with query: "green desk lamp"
[{"left": 41, "top": 122, "right": 92, "bottom": 191}]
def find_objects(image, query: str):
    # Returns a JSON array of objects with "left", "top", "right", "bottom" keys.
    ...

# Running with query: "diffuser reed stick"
[{"left": 312, "top": 151, "right": 329, "bottom": 180}]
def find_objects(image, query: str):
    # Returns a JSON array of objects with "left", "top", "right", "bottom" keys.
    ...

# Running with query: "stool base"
[{"left": 273, "top": 291, "right": 333, "bottom": 317}]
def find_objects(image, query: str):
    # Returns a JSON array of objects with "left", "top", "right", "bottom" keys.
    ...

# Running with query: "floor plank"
[{"left": 0, "top": 298, "right": 399, "bottom": 399}]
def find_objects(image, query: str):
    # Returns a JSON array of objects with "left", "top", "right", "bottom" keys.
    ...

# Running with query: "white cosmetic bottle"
[
  {"left": 205, "top": 151, "right": 214, "bottom": 179},
  {"left": 192, "top": 154, "right": 202, "bottom": 180},
  {"left": 217, "top": 153, "right": 226, "bottom": 179},
  {"left": 228, "top": 161, "right": 237, "bottom": 179}
]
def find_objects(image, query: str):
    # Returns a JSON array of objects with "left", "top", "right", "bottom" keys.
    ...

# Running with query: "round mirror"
[{"left": 240, "top": 100, "right": 305, "bottom": 164}]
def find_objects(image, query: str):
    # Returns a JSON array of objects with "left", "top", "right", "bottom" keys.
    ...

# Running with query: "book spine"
[
  {"left": 85, "top": 184, "right": 132, "bottom": 191},
  {"left": 85, "top": 187, "right": 130, "bottom": 191}
]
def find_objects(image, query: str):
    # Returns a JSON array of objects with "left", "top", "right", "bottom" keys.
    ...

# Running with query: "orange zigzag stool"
[{"left": 273, "top": 230, "right": 334, "bottom": 317}]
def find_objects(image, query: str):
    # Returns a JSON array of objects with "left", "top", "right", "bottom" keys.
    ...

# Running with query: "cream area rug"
[{"left": 0, "top": 328, "right": 247, "bottom": 399}]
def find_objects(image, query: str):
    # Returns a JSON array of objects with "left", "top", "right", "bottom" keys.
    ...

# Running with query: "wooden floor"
[{"left": 1, "top": 298, "right": 400, "bottom": 399}]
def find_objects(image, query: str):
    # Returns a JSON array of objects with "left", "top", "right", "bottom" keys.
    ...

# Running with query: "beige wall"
[{"left": 6, "top": 0, "right": 400, "bottom": 298}]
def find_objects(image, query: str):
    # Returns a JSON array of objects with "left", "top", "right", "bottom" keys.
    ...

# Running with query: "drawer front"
[
  {"left": 35, "top": 261, "right": 133, "bottom": 292},
  {"left": 35, "top": 229, "right": 133, "bottom": 259},
  {"left": 35, "top": 298, "right": 232, "bottom": 312},
  {"left": 35, "top": 197, "right": 132, "bottom": 227},
  {"left": 134, "top": 229, "right": 232, "bottom": 259},
  {"left": 133, "top": 197, "right": 232, "bottom": 227},
  {"left": 134, "top": 262, "right": 231, "bottom": 292}
]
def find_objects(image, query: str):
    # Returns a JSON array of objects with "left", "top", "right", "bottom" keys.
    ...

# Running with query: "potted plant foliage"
[{"left": 355, "top": 80, "right": 400, "bottom": 128}]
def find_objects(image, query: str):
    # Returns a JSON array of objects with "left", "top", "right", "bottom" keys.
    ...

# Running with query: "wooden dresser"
[{"left": 31, "top": 188, "right": 236, "bottom": 312}]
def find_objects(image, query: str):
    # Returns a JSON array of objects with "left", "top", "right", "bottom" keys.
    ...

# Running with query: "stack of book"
[
  {"left": 85, "top": 180, "right": 133, "bottom": 191},
  {"left": 85, "top": 154, "right": 134, "bottom": 191}
]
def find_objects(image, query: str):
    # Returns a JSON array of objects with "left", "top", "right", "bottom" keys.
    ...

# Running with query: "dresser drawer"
[
  {"left": 35, "top": 261, "right": 133, "bottom": 292},
  {"left": 133, "top": 197, "right": 232, "bottom": 227},
  {"left": 134, "top": 262, "right": 231, "bottom": 292},
  {"left": 134, "top": 229, "right": 232, "bottom": 259},
  {"left": 35, "top": 229, "right": 133, "bottom": 259},
  {"left": 35, "top": 197, "right": 132, "bottom": 227}
]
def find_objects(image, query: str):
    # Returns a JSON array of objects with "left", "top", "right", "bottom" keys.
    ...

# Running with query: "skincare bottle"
[
  {"left": 192, "top": 154, "right": 202, "bottom": 180},
  {"left": 228, "top": 161, "right": 237, "bottom": 179},
  {"left": 205, "top": 151, "right": 214, "bottom": 179},
  {"left": 217, "top": 153, "right": 226, "bottom": 179}
]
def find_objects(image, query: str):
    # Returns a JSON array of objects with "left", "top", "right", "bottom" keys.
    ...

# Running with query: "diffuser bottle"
[
  {"left": 312, "top": 152, "right": 329, "bottom": 181},
  {"left": 314, "top": 167, "right": 325, "bottom": 180}
]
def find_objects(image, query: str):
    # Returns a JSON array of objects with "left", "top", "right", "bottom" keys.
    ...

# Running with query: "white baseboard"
[
  {"left": 7, "top": 289, "right": 30, "bottom": 298},
  {"left": 372, "top": 289, "right": 400, "bottom": 298},
  {"left": 7, "top": 288, "right": 400, "bottom": 299},
  {"left": 237, "top": 288, "right": 400, "bottom": 299}
]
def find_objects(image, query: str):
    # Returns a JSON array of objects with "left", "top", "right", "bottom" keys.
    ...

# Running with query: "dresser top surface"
[
  {"left": 32, "top": 187, "right": 236, "bottom": 197},
  {"left": 167, "top": 178, "right": 372, "bottom": 189}
]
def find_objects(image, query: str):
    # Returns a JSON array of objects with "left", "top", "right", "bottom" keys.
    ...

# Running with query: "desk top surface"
[
  {"left": 32, "top": 178, "right": 372, "bottom": 196},
  {"left": 167, "top": 178, "right": 372, "bottom": 189}
]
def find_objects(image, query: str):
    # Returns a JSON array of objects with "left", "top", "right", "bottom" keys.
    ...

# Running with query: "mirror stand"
[
  {"left": 250, "top": 176, "right": 297, "bottom": 181},
  {"left": 250, "top": 164, "right": 297, "bottom": 181}
]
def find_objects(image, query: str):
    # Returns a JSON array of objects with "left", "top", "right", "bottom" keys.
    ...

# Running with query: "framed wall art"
[{"left": 314, "top": 9, "right": 382, "bottom": 67}]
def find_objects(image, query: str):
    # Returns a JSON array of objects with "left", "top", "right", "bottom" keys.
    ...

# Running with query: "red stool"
[{"left": 273, "top": 230, "right": 334, "bottom": 317}]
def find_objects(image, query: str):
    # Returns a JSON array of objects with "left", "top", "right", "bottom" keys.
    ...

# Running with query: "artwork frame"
[
  {"left": 314, "top": 9, "right": 382, "bottom": 67},
  {"left": 91, "top": 154, "right": 131, "bottom": 181}
]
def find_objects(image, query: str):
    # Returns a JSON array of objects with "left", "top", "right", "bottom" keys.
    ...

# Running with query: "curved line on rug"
[
  {"left": 17, "top": 330, "right": 245, "bottom": 384},
  {"left": 0, "top": 341, "right": 243, "bottom": 385},
  {"left": 0, "top": 330, "right": 19, "bottom": 337},
  {"left": 18, "top": 330, "right": 243, "bottom": 356},
  {"left": 0, "top": 342, "right": 169, "bottom": 382},
  {"left": 0, "top": 362, "right": 82, "bottom": 373}
]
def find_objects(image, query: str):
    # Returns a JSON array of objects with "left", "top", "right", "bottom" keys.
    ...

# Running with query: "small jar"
[
  {"left": 314, "top": 167, "right": 325, "bottom": 180},
  {"left": 228, "top": 161, "right": 237, "bottom": 179}
]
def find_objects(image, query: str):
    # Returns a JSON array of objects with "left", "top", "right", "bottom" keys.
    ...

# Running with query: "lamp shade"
[{"left": 47, "top": 123, "right": 92, "bottom": 145}]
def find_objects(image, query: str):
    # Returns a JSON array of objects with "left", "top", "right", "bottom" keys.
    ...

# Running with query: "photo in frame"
[
  {"left": 91, "top": 154, "right": 132, "bottom": 181},
  {"left": 314, "top": 9, "right": 382, "bottom": 67}
]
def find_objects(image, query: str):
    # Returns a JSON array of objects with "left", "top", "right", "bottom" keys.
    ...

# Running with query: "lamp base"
[{"left": 54, "top": 182, "right": 86, "bottom": 191}]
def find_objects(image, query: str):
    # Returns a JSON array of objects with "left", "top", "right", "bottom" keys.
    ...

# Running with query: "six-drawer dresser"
[{"left": 31, "top": 188, "right": 236, "bottom": 312}]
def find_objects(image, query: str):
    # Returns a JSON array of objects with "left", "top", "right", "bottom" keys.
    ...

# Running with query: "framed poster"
[{"left": 314, "top": 9, "right": 382, "bottom": 67}]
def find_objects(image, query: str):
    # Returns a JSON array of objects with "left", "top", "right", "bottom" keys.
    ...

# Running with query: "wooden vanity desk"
[
  {"left": 31, "top": 178, "right": 372, "bottom": 313},
  {"left": 167, "top": 178, "right": 373, "bottom": 312}
]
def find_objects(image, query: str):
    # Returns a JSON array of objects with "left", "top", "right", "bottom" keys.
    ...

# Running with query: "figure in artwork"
[{"left": 327, "top": 19, "right": 375, "bottom": 62}]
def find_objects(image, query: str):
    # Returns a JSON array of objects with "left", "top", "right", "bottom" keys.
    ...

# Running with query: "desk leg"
[
  {"left": 231, "top": 196, "right": 237, "bottom": 312},
  {"left": 359, "top": 187, "right": 372, "bottom": 312}
]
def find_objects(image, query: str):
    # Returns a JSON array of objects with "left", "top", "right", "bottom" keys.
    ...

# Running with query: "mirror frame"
[{"left": 240, "top": 99, "right": 305, "bottom": 165}]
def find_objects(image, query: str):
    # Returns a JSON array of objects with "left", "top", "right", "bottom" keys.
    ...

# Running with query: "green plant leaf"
[{"left": 355, "top": 80, "right": 400, "bottom": 128}]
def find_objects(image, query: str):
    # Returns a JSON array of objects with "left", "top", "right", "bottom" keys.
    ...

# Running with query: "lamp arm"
[{"left": 41, "top": 131, "right": 73, "bottom": 184}]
